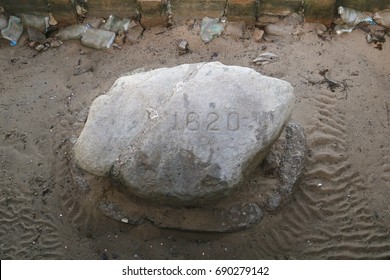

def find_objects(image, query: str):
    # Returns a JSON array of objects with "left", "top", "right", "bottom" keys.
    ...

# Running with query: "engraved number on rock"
[
  {"left": 186, "top": 112, "right": 200, "bottom": 131},
  {"left": 206, "top": 112, "right": 219, "bottom": 131},
  {"left": 174, "top": 111, "right": 240, "bottom": 131},
  {"left": 173, "top": 112, "right": 179, "bottom": 130},
  {"left": 227, "top": 112, "right": 239, "bottom": 131}
]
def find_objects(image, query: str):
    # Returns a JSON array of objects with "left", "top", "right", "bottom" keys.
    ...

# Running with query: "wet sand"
[{"left": 0, "top": 22, "right": 389, "bottom": 259}]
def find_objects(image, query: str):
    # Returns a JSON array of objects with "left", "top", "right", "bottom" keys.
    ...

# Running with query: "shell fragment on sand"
[{"left": 252, "top": 52, "right": 279, "bottom": 65}]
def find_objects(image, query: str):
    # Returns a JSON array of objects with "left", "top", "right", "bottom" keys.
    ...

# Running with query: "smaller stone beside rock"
[
  {"left": 150, "top": 202, "right": 263, "bottom": 232},
  {"left": 177, "top": 39, "right": 189, "bottom": 54},
  {"left": 265, "top": 121, "right": 306, "bottom": 211},
  {"left": 279, "top": 121, "right": 306, "bottom": 191},
  {"left": 99, "top": 196, "right": 263, "bottom": 232}
]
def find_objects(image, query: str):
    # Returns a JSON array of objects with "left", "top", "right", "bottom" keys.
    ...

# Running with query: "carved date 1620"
[{"left": 172, "top": 111, "right": 240, "bottom": 131}]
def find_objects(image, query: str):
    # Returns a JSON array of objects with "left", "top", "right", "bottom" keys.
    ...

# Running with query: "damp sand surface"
[{"left": 0, "top": 23, "right": 390, "bottom": 259}]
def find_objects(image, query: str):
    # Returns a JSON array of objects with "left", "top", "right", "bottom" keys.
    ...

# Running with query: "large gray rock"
[{"left": 74, "top": 62, "right": 295, "bottom": 206}]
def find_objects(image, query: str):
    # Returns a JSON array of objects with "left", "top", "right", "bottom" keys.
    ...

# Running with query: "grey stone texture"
[
  {"left": 265, "top": 121, "right": 307, "bottom": 211},
  {"left": 74, "top": 62, "right": 295, "bottom": 206},
  {"left": 99, "top": 199, "right": 263, "bottom": 232}
]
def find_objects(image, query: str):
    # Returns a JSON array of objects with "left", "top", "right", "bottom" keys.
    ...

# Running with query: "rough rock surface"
[
  {"left": 74, "top": 62, "right": 295, "bottom": 206},
  {"left": 99, "top": 199, "right": 263, "bottom": 232},
  {"left": 265, "top": 121, "right": 307, "bottom": 211}
]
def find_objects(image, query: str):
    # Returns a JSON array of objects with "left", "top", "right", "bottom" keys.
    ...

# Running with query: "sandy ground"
[{"left": 1, "top": 20, "right": 390, "bottom": 260}]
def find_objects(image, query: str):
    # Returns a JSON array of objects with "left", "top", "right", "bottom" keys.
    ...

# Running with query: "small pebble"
[
  {"left": 177, "top": 39, "right": 189, "bottom": 54},
  {"left": 49, "top": 13, "right": 58, "bottom": 26},
  {"left": 115, "top": 31, "right": 126, "bottom": 45},
  {"left": 315, "top": 24, "right": 327, "bottom": 35},
  {"left": 112, "top": 43, "right": 122, "bottom": 50},
  {"left": 252, "top": 28, "right": 264, "bottom": 42},
  {"left": 35, "top": 44, "right": 45, "bottom": 51},
  {"left": 366, "top": 34, "right": 373, "bottom": 44},
  {"left": 51, "top": 40, "right": 63, "bottom": 48}
]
